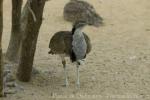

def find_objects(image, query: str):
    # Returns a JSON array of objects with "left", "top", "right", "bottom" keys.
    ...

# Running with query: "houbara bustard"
[
  {"left": 49, "top": 21, "right": 92, "bottom": 87},
  {"left": 64, "top": 0, "right": 103, "bottom": 27}
]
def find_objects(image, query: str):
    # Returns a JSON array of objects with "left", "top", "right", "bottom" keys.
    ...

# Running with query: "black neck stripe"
[{"left": 71, "top": 27, "right": 76, "bottom": 35}]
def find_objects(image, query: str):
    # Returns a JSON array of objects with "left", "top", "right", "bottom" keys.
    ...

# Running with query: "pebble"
[
  {"left": 4, "top": 89, "right": 17, "bottom": 94},
  {"left": 91, "top": 76, "right": 96, "bottom": 82},
  {"left": 6, "top": 82, "right": 17, "bottom": 88},
  {"left": 5, "top": 73, "right": 15, "bottom": 82}
]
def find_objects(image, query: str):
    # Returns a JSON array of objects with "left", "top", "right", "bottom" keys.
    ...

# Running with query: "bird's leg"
[
  {"left": 76, "top": 64, "right": 80, "bottom": 88},
  {"left": 62, "top": 60, "right": 69, "bottom": 87}
]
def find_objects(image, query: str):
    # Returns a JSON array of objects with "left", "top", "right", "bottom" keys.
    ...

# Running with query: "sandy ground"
[{"left": 1, "top": 0, "right": 150, "bottom": 100}]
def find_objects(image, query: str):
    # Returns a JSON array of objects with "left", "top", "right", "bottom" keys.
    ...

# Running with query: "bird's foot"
[
  {"left": 62, "top": 83, "right": 69, "bottom": 87},
  {"left": 62, "top": 80, "right": 69, "bottom": 87},
  {"left": 65, "top": 80, "right": 69, "bottom": 87}
]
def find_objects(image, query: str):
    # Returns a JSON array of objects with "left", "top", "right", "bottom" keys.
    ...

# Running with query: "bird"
[
  {"left": 48, "top": 21, "right": 92, "bottom": 87},
  {"left": 63, "top": 0, "right": 103, "bottom": 27}
]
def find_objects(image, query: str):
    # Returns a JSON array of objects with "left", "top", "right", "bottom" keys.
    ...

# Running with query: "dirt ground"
[{"left": 2, "top": 0, "right": 150, "bottom": 100}]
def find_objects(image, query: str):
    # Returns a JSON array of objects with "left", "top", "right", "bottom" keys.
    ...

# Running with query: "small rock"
[
  {"left": 3, "top": 70, "right": 11, "bottom": 77},
  {"left": 31, "top": 93, "right": 34, "bottom": 96},
  {"left": 32, "top": 67, "right": 40, "bottom": 75},
  {"left": 122, "top": 60, "right": 126, "bottom": 63},
  {"left": 143, "top": 56, "right": 147, "bottom": 60},
  {"left": 4, "top": 89, "right": 17, "bottom": 94},
  {"left": 91, "top": 76, "right": 96, "bottom": 82},
  {"left": 113, "top": 57, "right": 117, "bottom": 59},
  {"left": 146, "top": 29, "right": 150, "bottom": 31},
  {"left": 16, "top": 96, "right": 22, "bottom": 99},
  {"left": 129, "top": 56, "right": 137, "bottom": 60},
  {"left": 6, "top": 82, "right": 17, "bottom": 88},
  {"left": 138, "top": 57, "right": 142, "bottom": 60},
  {"left": 5, "top": 73, "right": 15, "bottom": 82}
]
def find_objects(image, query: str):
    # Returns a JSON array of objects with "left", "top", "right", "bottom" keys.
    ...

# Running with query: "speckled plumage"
[{"left": 64, "top": 0, "right": 103, "bottom": 27}]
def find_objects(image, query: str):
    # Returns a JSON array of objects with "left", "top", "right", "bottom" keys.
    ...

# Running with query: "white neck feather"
[{"left": 74, "top": 27, "right": 83, "bottom": 36}]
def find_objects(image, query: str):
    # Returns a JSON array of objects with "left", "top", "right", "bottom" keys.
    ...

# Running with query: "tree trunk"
[
  {"left": 17, "top": 0, "right": 46, "bottom": 82},
  {"left": 6, "top": 0, "right": 23, "bottom": 62},
  {"left": 0, "top": 0, "right": 3, "bottom": 97}
]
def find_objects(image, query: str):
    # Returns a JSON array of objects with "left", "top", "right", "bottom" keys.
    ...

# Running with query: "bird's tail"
[
  {"left": 77, "top": 59, "right": 85, "bottom": 65},
  {"left": 48, "top": 50, "right": 54, "bottom": 54}
]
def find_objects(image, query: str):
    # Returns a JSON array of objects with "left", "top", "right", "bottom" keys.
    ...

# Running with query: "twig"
[{"left": 27, "top": 1, "right": 37, "bottom": 22}]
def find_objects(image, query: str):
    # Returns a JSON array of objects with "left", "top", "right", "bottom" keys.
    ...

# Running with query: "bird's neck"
[{"left": 72, "top": 27, "right": 83, "bottom": 36}]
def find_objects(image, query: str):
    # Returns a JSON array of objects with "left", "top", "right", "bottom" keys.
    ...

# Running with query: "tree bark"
[
  {"left": 6, "top": 0, "right": 23, "bottom": 62},
  {"left": 17, "top": 0, "right": 46, "bottom": 82},
  {"left": 0, "top": 0, "right": 3, "bottom": 97}
]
